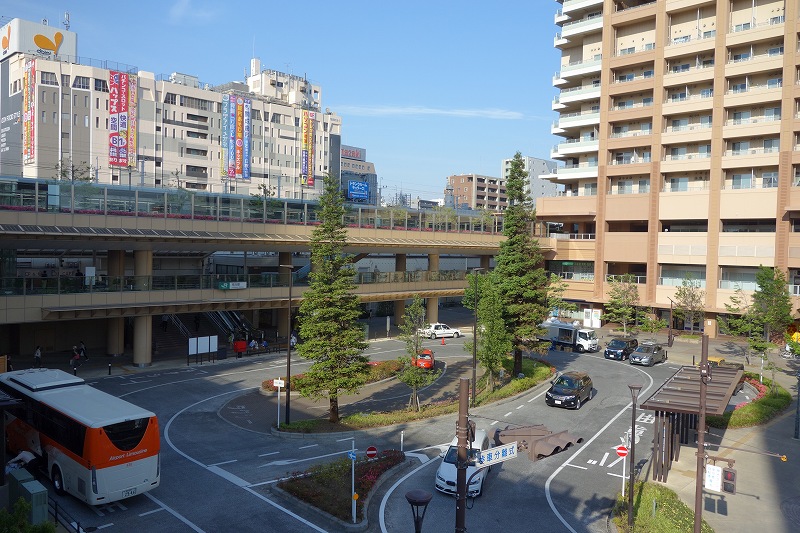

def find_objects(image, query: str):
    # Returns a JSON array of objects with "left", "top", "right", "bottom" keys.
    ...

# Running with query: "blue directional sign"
[
  {"left": 476, "top": 441, "right": 518, "bottom": 468},
  {"left": 347, "top": 451, "right": 357, "bottom": 461}
]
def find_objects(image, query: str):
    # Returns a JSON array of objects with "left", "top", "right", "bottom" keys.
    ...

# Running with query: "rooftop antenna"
[{"left": 63, "top": 11, "right": 70, "bottom": 31}]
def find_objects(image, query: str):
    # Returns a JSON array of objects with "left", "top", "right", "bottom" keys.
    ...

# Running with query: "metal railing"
[{"left": 606, "top": 274, "right": 647, "bottom": 284}]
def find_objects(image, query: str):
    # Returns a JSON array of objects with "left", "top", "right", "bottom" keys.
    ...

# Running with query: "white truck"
[{"left": 539, "top": 319, "right": 599, "bottom": 353}]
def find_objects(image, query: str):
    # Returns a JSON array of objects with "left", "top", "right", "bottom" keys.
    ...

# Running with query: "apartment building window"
[
  {"left": 764, "top": 138, "right": 779, "bottom": 152},
  {"left": 732, "top": 141, "right": 750, "bottom": 155},
  {"left": 72, "top": 76, "right": 90, "bottom": 90},
  {"left": 584, "top": 183, "right": 597, "bottom": 196},
  {"left": 619, "top": 47, "right": 635, "bottom": 56},
  {"left": 94, "top": 79, "right": 109, "bottom": 92},
  {"left": 732, "top": 173, "right": 752, "bottom": 189},
  {"left": 40, "top": 71, "right": 58, "bottom": 86},
  {"left": 762, "top": 172, "right": 778, "bottom": 188},
  {"left": 699, "top": 144, "right": 711, "bottom": 157},
  {"left": 673, "top": 35, "right": 690, "bottom": 44},
  {"left": 73, "top": 94, "right": 77, "bottom": 106},
  {"left": 672, "top": 118, "right": 689, "bottom": 130},
  {"left": 732, "top": 52, "right": 750, "bottom": 62},
  {"left": 613, "top": 125, "right": 628, "bottom": 136},
  {"left": 53, "top": 92, "right": 57, "bottom": 104},
  {"left": 671, "top": 147, "right": 687, "bottom": 159},
  {"left": 617, "top": 180, "right": 633, "bottom": 194},
  {"left": 84, "top": 95, "right": 89, "bottom": 107},
  {"left": 671, "top": 63, "right": 690, "bottom": 73},
  {"left": 41, "top": 90, "right": 46, "bottom": 104},
  {"left": 617, "top": 73, "right": 634, "bottom": 82},
  {"left": 669, "top": 91, "right": 686, "bottom": 102},
  {"left": 61, "top": 74, "right": 70, "bottom": 86},
  {"left": 644, "top": 70, "right": 654, "bottom": 78},
  {"left": 669, "top": 177, "right": 688, "bottom": 192},
  {"left": 703, "top": 30, "right": 716, "bottom": 39},
  {"left": 53, "top": 112, "right": 57, "bottom": 123},
  {"left": 700, "top": 115, "right": 712, "bottom": 127},
  {"left": 768, "top": 46, "right": 784, "bottom": 56},
  {"left": 164, "top": 93, "right": 177, "bottom": 105},
  {"left": 700, "top": 88, "right": 713, "bottom": 98},
  {"left": 638, "top": 179, "right": 650, "bottom": 193},
  {"left": 643, "top": 97, "right": 653, "bottom": 106},
  {"left": 731, "top": 82, "right": 747, "bottom": 93},
  {"left": 732, "top": 110, "right": 750, "bottom": 123},
  {"left": 96, "top": 117, "right": 99, "bottom": 128},
  {"left": 768, "top": 77, "right": 782, "bottom": 89},
  {"left": 765, "top": 106, "right": 781, "bottom": 120},
  {"left": 733, "top": 23, "right": 751, "bottom": 32},
  {"left": 41, "top": 111, "right": 46, "bottom": 124}
]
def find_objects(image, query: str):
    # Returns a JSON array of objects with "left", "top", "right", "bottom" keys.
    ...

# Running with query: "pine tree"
[
  {"left": 295, "top": 173, "right": 369, "bottom": 423},
  {"left": 464, "top": 270, "right": 512, "bottom": 392},
  {"left": 493, "top": 152, "right": 549, "bottom": 376}
]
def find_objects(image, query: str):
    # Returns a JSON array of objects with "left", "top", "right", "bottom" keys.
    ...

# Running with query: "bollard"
[
  {"left": 108, "top": 363, "right": 111, "bottom": 376},
  {"left": 73, "top": 367, "right": 77, "bottom": 376},
  {"left": 401, "top": 430, "right": 404, "bottom": 452},
  {"left": 652, "top": 499, "right": 657, "bottom": 517}
]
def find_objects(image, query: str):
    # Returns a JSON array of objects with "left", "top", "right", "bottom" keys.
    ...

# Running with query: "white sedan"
[{"left": 419, "top": 323, "right": 462, "bottom": 339}]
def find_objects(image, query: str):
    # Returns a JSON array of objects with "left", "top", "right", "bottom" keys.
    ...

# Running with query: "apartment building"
[
  {"left": 447, "top": 174, "right": 508, "bottom": 211},
  {"left": 501, "top": 155, "right": 561, "bottom": 202},
  {"left": 541, "top": 0, "right": 800, "bottom": 336},
  {"left": 0, "top": 18, "right": 341, "bottom": 199}
]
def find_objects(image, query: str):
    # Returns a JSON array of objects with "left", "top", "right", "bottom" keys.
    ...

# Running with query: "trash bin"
[
  {"left": 233, "top": 340, "right": 247, "bottom": 358},
  {"left": 218, "top": 347, "right": 228, "bottom": 360}
]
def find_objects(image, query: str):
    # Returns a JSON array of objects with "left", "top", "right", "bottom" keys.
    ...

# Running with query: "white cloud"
[
  {"left": 334, "top": 104, "right": 527, "bottom": 120},
  {"left": 168, "top": 0, "right": 216, "bottom": 24}
]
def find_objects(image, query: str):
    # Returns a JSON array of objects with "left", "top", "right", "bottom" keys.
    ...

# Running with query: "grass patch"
[
  {"left": 277, "top": 450, "right": 405, "bottom": 523},
  {"left": 262, "top": 359, "right": 402, "bottom": 392},
  {"left": 707, "top": 373, "right": 791, "bottom": 429},
  {"left": 612, "top": 481, "right": 713, "bottom": 533},
  {"left": 279, "top": 357, "right": 555, "bottom": 433}
]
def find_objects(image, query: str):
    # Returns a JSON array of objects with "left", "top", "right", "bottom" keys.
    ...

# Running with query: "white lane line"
[
  {"left": 599, "top": 452, "right": 609, "bottom": 466},
  {"left": 259, "top": 449, "right": 357, "bottom": 468},
  {"left": 336, "top": 437, "right": 354, "bottom": 442},
  {"left": 208, "top": 466, "right": 249, "bottom": 487},
  {"left": 503, "top": 411, "right": 512, "bottom": 417},
  {"left": 544, "top": 361, "right": 655, "bottom": 533},
  {"left": 258, "top": 451, "right": 279, "bottom": 457},
  {"left": 139, "top": 508, "right": 166, "bottom": 517},
  {"left": 606, "top": 456, "right": 624, "bottom": 468},
  {"left": 379, "top": 454, "right": 442, "bottom": 533},
  {"left": 516, "top": 405, "right": 524, "bottom": 410},
  {"left": 565, "top": 463, "right": 588, "bottom": 470},
  {"left": 208, "top": 459, "right": 237, "bottom": 467},
  {"left": 145, "top": 493, "right": 205, "bottom": 533},
  {"left": 299, "top": 444, "right": 319, "bottom": 450},
  {"left": 528, "top": 397, "right": 536, "bottom": 402},
  {"left": 490, "top": 420, "right": 499, "bottom": 426},
  {"left": 607, "top": 472, "right": 625, "bottom": 479}
]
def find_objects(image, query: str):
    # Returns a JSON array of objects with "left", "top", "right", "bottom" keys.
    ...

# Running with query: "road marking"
[
  {"left": 607, "top": 472, "right": 626, "bottom": 479},
  {"left": 260, "top": 449, "right": 357, "bottom": 468},
  {"left": 336, "top": 437, "right": 354, "bottom": 442},
  {"left": 516, "top": 405, "right": 524, "bottom": 410},
  {"left": 379, "top": 453, "right": 442, "bottom": 533},
  {"left": 299, "top": 444, "right": 318, "bottom": 450},
  {"left": 607, "top": 455, "right": 624, "bottom": 468},
  {"left": 599, "top": 452, "right": 609, "bottom": 466},
  {"left": 565, "top": 463, "right": 587, "bottom": 470},
  {"left": 145, "top": 493, "right": 205, "bottom": 532},
  {"left": 586, "top": 460, "right": 597, "bottom": 465},
  {"left": 490, "top": 420, "right": 499, "bottom": 426},
  {"left": 528, "top": 397, "right": 536, "bottom": 402},
  {"left": 258, "top": 451, "right": 279, "bottom": 457},
  {"left": 208, "top": 465, "right": 249, "bottom": 487},
  {"left": 503, "top": 411, "right": 512, "bottom": 417},
  {"left": 208, "top": 459, "right": 237, "bottom": 467},
  {"left": 139, "top": 508, "right": 166, "bottom": 517},
  {"left": 96, "top": 525, "right": 115, "bottom": 530}
]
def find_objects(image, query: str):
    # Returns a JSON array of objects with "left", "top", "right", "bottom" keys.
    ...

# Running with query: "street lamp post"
[
  {"left": 471, "top": 268, "right": 484, "bottom": 406},
  {"left": 127, "top": 165, "right": 132, "bottom": 191},
  {"left": 794, "top": 370, "right": 800, "bottom": 439},
  {"left": 405, "top": 489, "right": 433, "bottom": 533},
  {"left": 628, "top": 383, "right": 643, "bottom": 531},
  {"left": 280, "top": 264, "right": 294, "bottom": 425},
  {"left": 667, "top": 297, "right": 675, "bottom": 347}
]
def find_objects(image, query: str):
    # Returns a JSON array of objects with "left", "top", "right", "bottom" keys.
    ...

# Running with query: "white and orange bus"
[{"left": 0, "top": 369, "right": 160, "bottom": 505}]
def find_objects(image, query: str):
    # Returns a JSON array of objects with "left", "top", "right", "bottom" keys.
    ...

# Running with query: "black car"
[
  {"left": 545, "top": 371, "right": 594, "bottom": 410},
  {"left": 604, "top": 337, "right": 638, "bottom": 360}
]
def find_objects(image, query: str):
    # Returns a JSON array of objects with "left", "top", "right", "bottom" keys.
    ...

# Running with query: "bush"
[
  {"left": 612, "top": 481, "right": 713, "bottom": 533},
  {"left": 278, "top": 450, "right": 405, "bottom": 522},
  {"left": 262, "top": 360, "right": 401, "bottom": 392},
  {"left": 707, "top": 372, "right": 791, "bottom": 429}
]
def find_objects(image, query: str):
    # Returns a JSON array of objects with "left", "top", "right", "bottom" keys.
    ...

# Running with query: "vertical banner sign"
[
  {"left": 301, "top": 110, "right": 316, "bottom": 186},
  {"left": 227, "top": 95, "right": 236, "bottom": 177},
  {"left": 108, "top": 71, "right": 131, "bottom": 167},
  {"left": 220, "top": 97, "right": 229, "bottom": 178},
  {"left": 22, "top": 59, "right": 36, "bottom": 162},
  {"left": 242, "top": 98, "right": 251, "bottom": 181},
  {"left": 235, "top": 96, "right": 244, "bottom": 178},
  {"left": 127, "top": 75, "right": 138, "bottom": 167}
]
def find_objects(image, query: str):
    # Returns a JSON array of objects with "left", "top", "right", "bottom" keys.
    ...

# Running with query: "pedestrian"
[
  {"left": 33, "top": 345, "right": 42, "bottom": 368},
  {"left": 78, "top": 340, "right": 88, "bottom": 360},
  {"left": 70, "top": 346, "right": 81, "bottom": 369},
  {"left": 194, "top": 314, "right": 201, "bottom": 333},
  {"left": 161, "top": 314, "right": 169, "bottom": 332}
]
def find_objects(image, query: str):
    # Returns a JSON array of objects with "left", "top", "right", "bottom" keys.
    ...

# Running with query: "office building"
[
  {"left": 541, "top": 0, "right": 800, "bottom": 336},
  {"left": 0, "top": 18, "right": 341, "bottom": 199},
  {"left": 447, "top": 174, "right": 508, "bottom": 211},
  {"left": 501, "top": 155, "right": 561, "bottom": 201},
  {"left": 340, "top": 145, "right": 379, "bottom": 205}
]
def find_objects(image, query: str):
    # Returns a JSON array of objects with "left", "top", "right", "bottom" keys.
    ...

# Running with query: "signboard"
[
  {"left": 366, "top": 446, "right": 378, "bottom": 458},
  {"left": 705, "top": 464, "right": 722, "bottom": 492},
  {"left": 341, "top": 145, "right": 366, "bottom": 161},
  {"left": 347, "top": 451, "right": 356, "bottom": 460},
  {"left": 476, "top": 441, "right": 517, "bottom": 468},
  {"left": 348, "top": 180, "right": 369, "bottom": 200},
  {"left": 615, "top": 445, "right": 629, "bottom": 457},
  {"left": 273, "top": 378, "right": 285, "bottom": 388},
  {"left": 218, "top": 281, "right": 247, "bottom": 290},
  {"left": 108, "top": 71, "right": 137, "bottom": 167},
  {"left": 301, "top": 110, "right": 315, "bottom": 186},
  {"left": 0, "top": 18, "right": 78, "bottom": 59}
]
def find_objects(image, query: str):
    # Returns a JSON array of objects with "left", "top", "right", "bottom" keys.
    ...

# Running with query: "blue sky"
[{"left": 8, "top": 0, "right": 560, "bottom": 200}]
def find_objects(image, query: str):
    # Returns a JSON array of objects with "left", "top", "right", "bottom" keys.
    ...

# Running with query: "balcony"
[
  {"left": 717, "top": 233, "right": 777, "bottom": 267},
  {"left": 719, "top": 187, "right": 778, "bottom": 219},
  {"left": 657, "top": 232, "right": 708, "bottom": 265},
  {"left": 663, "top": 31, "right": 716, "bottom": 58},
  {"left": 556, "top": 162, "right": 599, "bottom": 180},
  {"left": 551, "top": 138, "right": 599, "bottom": 158},
  {"left": 659, "top": 188, "right": 710, "bottom": 219},
  {"left": 536, "top": 194, "right": 598, "bottom": 217},
  {"left": 555, "top": 84, "right": 602, "bottom": 106},
  {"left": 553, "top": 111, "right": 601, "bottom": 132},
  {"left": 788, "top": 233, "right": 800, "bottom": 269},
  {"left": 662, "top": 93, "right": 714, "bottom": 113},
  {"left": 725, "top": 51, "right": 783, "bottom": 78},
  {"left": 661, "top": 153, "right": 712, "bottom": 173},
  {"left": 561, "top": 14, "right": 603, "bottom": 38},
  {"left": 562, "top": 0, "right": 603, "bottom": 16},
  {"left": 721, "top": 147, "right": 780, "bottom": 168},
  {"left": 558, "top": 57, "right": 603, "bottom": 80},
  {"left": 613, "top": 43, "right": 656, "bottom": 58}
]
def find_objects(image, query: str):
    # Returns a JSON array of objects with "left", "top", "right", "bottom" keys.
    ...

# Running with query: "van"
[{"left": 434, "top": 429, "right": 490, "bottom": 497}]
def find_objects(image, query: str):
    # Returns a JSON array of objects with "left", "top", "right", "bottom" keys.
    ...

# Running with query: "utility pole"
[
  {"left": 455, "top": 378, "right": 469, "bottom": 533},
  {"left": 694, "top": 334, "right": 710, "bottom": 533}
]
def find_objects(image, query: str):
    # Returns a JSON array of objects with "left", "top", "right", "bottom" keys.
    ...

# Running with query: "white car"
[
  {"left": 419, "top": 323, "right": 462, "bottom": 339},
  {"left": 435, "top": 429, "right": 490, "bottom": 497}
]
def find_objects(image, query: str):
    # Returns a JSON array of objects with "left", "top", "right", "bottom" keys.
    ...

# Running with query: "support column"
[
  {"left": 426, "top": 298, "right": 439, "bottom": 324},
  {"left": 394, "top": 254, "right": 408, "bottom": 329},
  {"left": 480, "top": 255, "right": 491, "bottom": 271},
  {"left": 277, "top": 307, "right": 292, "bottom": 340},
  {"left": 106, "top": 250, "right": 126, "bottom": 356},
  {"left": 133, "top": 315, "right": 152, "bottom": 367},
  {"left": 394, "top": 300, "right": 406, "bottom": 328},
  {"left": 428, "top": 254, "right": 440, "bottom": 273},
  {"left": 133, "top": 250, "right": 153, "bottom": 367},
  {"left": 278, "top": 252, "right": 292, "bottom": 269},
  {"left": 395, "top": 253, "right": 406, "bottom": 276}
]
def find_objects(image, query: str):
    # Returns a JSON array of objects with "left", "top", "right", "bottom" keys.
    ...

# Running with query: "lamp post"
[
  {"left": 280, "top": 264, "right": 294, "bottom": 425},
  {"left": 471, "top": 267, "right": 484, "bottom": 406},
  {"left": 628, "top": 383, "right": 643, "bottom": 531},
  {"left": 127, "top": 165, "right": 132, "bottom": 191},
  {"left": 667, "top": 297, "right": 675, "bottom": 347},
  {"left": 795, "top": 370, "right": 800, "bottom": 440},
  {"left": 405, "top": 489, "right": 433, "bottom": 533}
]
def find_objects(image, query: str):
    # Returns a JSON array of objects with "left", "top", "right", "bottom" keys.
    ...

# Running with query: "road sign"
[
  {"left": 615, "top": 445, "right": 629, "bottom": 457},
  {"left": 273, "top": 378, "right": 284, "bottom": 388},
  {"left": 347, "top": 451, "right": 356, "bottom": 460},
  {"left": 705, "top": 464, "right": 722, "bottom": 492},
  {"left": 476, "top": 441, "right": 518, "bottom": 468},
  {"left": 366, "top": 446, "right": 378, "bottom": 458}
]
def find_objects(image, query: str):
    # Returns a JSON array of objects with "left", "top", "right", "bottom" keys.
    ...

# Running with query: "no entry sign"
[
  {"left": 366, "top": 446, "right": 378, "bottom": 458},
  {"left": 616, "top": 445, "right": 629, "bottom": 457}
]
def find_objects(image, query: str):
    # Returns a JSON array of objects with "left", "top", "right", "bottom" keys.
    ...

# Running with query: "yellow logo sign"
[
  {"left": 34, "top": 30, "right": 64, "bottom": 54},
  {"left": 1, "top": 25, "right": 9, "bottom": 53}
]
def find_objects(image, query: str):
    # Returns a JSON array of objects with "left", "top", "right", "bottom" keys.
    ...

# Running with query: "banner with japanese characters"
[
  {"left": 221, "top": 97, "right": 229, "bottom": 178},
  {"left": 301, "top": 110, "right": 315, "bottom": 187},
  {"left": 22, "top": 59, "right": 35, "bottom": 162},
  {"left": 242, "top": 98, "right": 251, "bottom": 180},
  {"left": 108, "top": 70, "right": 135, "bottom": 167}
]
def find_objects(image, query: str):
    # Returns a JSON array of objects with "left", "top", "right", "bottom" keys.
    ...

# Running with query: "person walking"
[
  {"left": 33, "top": 346, "right": 42, "bottom": 368},
  {"left": 78, "top": 340, "right": 88, "bottom": 361},
  {"left": 194, "top": 314, "right": 201, "bottom": 333},
  {"left": 161, "top": 314, "right": 169, "bottom": 332}
]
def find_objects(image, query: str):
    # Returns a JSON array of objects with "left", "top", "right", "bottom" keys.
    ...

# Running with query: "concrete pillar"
[
  {"left": 134, "top": 250, "right": 153, "bottom": 290},
  {"left": 277, "top": 307, "right": 292, "bottom": 341},
  {"left": 278, "top": 252, "right": 292, "bottom": 268},
  {"left": 107, "top": 318, "right": 124, "bottom": 357},
  {"left": 428, "top": 254, "right": 440, "bottom": 273},
  {"left": 426, "top": 297, "right": 439, "bottom": 324},
  {"left": 394, "top": 300, "right": 406, "bottom": 327},
  {"left": 480, "top": 255, "right": 491, "bottom": 271},
  {"left": 395, "top": 254, "right": 406, "bottom": 276},
  {"left": 106, "top": 250, "right": 126, "bottom": 357},
  {"left": 133, "top": 315, "right": 152, "bottom": 367}
]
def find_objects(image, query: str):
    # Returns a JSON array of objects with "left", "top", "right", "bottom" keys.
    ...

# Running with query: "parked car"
[
  {"left": 435, "top": 429, "right": 491, "bottom": 497},
  {"left": 419, "top": 323, "right": 462, "bottom": 339},
  {"left": 545, "top": 371, "right": 594, "bottom": 410},
  {"left": 604, "top": 337, "right": 638, "bottom": 361},
  {"left": 412, "top": 349, "right": 435, "bottom": 369},
  {"left": 630, "top": 342, "right": 667, "bottom": 366}
]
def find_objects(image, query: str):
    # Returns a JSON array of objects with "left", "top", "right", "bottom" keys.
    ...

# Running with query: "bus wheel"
[{"left": 52, "top": 466, "right": 65, "bottom": 496}]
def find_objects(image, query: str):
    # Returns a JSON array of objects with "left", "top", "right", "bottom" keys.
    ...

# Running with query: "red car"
[{"left": 412, "top": 349, "right": 435, "bottom": 369}]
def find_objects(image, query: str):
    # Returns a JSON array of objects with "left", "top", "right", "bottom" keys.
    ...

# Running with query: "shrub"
[
  {"left": 612, "top": 481, "right": 713, "bottom": 533},
  {"left": 278, "top": 450, "right": 405, "bottom": 522},
  {"left": 708, "top": 372, "right": 791, "bottom": 429}
]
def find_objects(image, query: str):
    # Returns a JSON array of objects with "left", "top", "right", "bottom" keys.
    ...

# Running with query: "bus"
[{"left": 0, "top": 368, "right": 160, "bottom": 505}]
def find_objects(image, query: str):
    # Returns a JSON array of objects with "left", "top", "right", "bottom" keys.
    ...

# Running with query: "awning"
[{"left": 639, "top": 365, "right": 743, "bottom": 416}]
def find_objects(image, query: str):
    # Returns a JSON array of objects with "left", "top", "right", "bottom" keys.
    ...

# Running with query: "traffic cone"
[{"left": 441, "top": 337, "right": 446, "bottom": 346}]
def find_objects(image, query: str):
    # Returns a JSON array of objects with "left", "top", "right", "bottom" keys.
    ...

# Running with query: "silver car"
[{"left": 629, "top": 342, "right": 667, "bottom": 367}]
